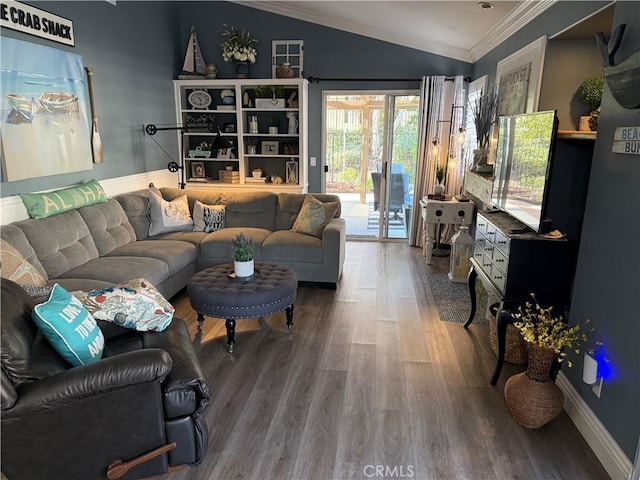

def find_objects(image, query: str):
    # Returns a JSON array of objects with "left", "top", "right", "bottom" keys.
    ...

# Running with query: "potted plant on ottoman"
[{"left": 232, "top": 232, "right": 254, "bottom": 277}]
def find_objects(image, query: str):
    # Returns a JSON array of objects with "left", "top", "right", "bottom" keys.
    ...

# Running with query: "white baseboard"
[
  {"left": 1, "top": 170, "right": 177, "bottom": 225},
  {"left": 557, "top": 372, "right": 632, "bottom": 480}
]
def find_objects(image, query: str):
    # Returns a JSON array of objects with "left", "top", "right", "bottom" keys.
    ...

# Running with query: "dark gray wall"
[
  {"left": 475, "top": 0, "right": 639, "bottom": 460},
  {"left": 173, "top": 1, "right": 471, "bottom": 192},
  {"left": 1, "top": 1, "right": 180, "bottom": 197}
]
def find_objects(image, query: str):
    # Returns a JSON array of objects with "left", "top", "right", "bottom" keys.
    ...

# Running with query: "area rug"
[{"left": 426, "top": 272, "right": 488, "bottom": 324}]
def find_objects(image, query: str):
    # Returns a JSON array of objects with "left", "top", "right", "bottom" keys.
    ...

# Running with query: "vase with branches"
[{"left": 470, "top": 86, "right": 498, "bottom": 172}]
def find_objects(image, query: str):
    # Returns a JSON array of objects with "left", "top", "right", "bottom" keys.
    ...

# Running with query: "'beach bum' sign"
[
  {"left": 0, "top": 0, "right": 74, "bottom": 46},
  {"left": 612, "top": 126, "right": 640, "bottom": 155}
]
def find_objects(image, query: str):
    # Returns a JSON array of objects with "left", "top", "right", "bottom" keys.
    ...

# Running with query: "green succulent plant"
[
  {"left": 435, "top": 165, "right": 446, "bottom": 183},
  {"left": 576, "top": 76, "right": 604, "bottom": 112},
  {"left": 231, "top": 232, "right": 254, "bottom": 261}
]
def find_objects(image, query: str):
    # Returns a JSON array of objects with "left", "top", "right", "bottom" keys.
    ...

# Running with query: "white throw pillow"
[
  {"left": 148, "top": 190, "right": 193, "bottom": 236},
  {"left": 193, "top": 201, "right": 225, "bottom": 233}
]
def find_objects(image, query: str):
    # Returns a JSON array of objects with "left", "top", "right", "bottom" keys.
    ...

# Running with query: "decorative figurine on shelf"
[
  {"left": 178, "top": 27, "right": 207, "bottom": 79},
  {"left": 287, "top": 90, "right": 298, "bottom": 108},
  {"left": 286, "top": 111, "right": 298, "bottom": 134},
  {"left": 206, "top": 63, "right": 218, "bottom": 79}
]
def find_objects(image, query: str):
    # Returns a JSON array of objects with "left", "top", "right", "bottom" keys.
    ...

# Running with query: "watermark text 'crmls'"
[{"left": 363, "top": 465, "right": 415, "bottom": 478}]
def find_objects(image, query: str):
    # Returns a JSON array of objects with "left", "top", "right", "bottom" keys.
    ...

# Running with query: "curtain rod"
[{"left": 305, "top": 76, "right": 471, "bottom": 83}]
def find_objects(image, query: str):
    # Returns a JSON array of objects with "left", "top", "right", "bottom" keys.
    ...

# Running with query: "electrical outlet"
[
  {"left": 592, "top": 378, "right": 603, "bottom": 398},
  {"left": 310, "top": 156, "right": 316, "bottom": 167}
]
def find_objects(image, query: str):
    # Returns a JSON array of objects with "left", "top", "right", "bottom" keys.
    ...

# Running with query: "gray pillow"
[{"left": 148, "top": 190, "right": 193, "bottom": 237}]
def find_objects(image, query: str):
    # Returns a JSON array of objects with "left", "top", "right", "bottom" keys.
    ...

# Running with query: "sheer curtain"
[{"left": 409, "top": 75, "right": 467, "bottom": 247}]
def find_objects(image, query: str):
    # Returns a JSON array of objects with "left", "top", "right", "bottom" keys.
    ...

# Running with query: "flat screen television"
[{"left": 491, "top": 110, "right": 558, "bottom": 233}]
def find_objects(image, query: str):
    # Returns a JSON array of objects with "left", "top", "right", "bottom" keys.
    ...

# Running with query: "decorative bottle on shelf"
[{"left": 449, "top": 226, "right": 473, "bottom": 282}]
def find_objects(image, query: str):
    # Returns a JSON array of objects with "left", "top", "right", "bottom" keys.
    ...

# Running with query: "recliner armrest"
[{"left": 3, "top": 348, "right": 172, "bottom": 419}]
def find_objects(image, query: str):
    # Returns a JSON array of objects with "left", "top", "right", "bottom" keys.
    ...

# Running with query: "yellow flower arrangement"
[{"left": 512, "top": 295, "right": 588, "bottom": 366}]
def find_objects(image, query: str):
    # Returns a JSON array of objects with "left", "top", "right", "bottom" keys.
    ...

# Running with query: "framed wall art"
[{"left": 261, "top": 140, "right": 279, "bottom": 155}]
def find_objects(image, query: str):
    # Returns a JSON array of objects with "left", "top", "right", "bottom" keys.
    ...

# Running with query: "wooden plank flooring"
[{"left": 153, "top": 241, "right": 609, "bottom": 480}]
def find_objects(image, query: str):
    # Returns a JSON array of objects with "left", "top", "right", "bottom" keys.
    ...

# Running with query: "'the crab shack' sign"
[
  {"left": 0, "top": 1, "right": 74, "bottom": 46},
  {"left": 613, "top": 126, "right": 640, "bottom": 155}
]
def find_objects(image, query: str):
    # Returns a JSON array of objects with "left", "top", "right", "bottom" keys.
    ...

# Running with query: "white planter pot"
[
  {"left": 268, "top": 126, "right": 279, "bottom": 134},
  {"left": 234, "top": 259, "right": 254, "bottom": 277},
  {"left": 433, "top": 183, "right": 446, "bottom": 195},
  {"left": 255, "top": 98, "right": 285, "bottom": 109}
]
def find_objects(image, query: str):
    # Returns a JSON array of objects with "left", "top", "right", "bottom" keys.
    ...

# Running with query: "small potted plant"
[
  {"left": 267, "top": 117, "right": 279, "bottom": 134},
  {"left": 232, "top": 232, "right": 254, "bottom": 277},
  {"left": 434, "top": 164, "right": 446, "bottom": 195},
  {"left": 575, "top": 76, "right": 604, "bottom": 131},
  {"left": 252, "top": 167, "right": 262, "bottom": 178}
]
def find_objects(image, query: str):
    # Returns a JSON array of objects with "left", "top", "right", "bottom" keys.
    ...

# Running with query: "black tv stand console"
[{"left": 464, "top": 210, "right": 577, "bottom": 385}]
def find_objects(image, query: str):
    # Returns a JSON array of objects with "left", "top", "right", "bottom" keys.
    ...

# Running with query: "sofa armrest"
[
  {"left": 3, "top": 348, "right": 172, "bottom": 418},
  {"left": 321, "top": 217, "right": 346, "bottom": 282},
  {"left": 142, "top": 319, "right": 211, "bottom": 418}
]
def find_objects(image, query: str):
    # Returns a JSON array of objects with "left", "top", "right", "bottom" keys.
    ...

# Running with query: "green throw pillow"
[
  {"left": 291, "top": 194, "right": 339, "bottom": 238},
  {"left": 32, "top": 284, "right": 105, "bottom": 366},
  {"left": 20, "top": 179, "right": 107, "bottom": 219}
]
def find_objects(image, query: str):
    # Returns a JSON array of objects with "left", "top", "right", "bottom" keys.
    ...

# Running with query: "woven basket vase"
[
  {"left": 504, "top": 343, "right": 564, "bottom": 428},
  {"left": 488, "top": 304, "right": 527, "bottom": 364}
]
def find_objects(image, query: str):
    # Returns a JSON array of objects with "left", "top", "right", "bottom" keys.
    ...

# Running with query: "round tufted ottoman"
[{"left": 187, "top": 262, "right": 298, "bottom": 353}]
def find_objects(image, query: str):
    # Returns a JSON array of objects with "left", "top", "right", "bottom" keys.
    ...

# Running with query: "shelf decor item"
[
  {"left": 575, "top": 76, "right": 604, "bottom": 131},
  {"left": 504, "top": 297, "right": 587, "bottom": 428},
  {"left": 232, "top": 232, "right": 254, "bottom": 277},
  {"left": 433, "top": 164, "right": 446, "bottom": 195},
  {"left": 221, "top": 24, "right": 258, "bottom": 78},
  {"left": 470, "top": 86, "right": 498, "bottom": 173}
]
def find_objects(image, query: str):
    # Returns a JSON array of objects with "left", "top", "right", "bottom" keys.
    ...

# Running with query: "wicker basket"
[{"left": 488, "top": 303, "right": 527, "bottom": 364}]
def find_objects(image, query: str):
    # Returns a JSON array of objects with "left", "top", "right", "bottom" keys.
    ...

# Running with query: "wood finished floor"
[{"left": 154, "top": 241, "right": 609, "bottom": 480}]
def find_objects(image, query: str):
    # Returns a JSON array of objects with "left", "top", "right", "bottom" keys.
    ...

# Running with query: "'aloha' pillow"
[
  {"left": 32, "top": 284, "right": 105, "bottom": 367},
  {"left": 76, "top": 278, "right": 174, "bottom": 332},
  {"left": 291, "top": 194, "right": 339, "bottom": 238},
  {"left": 193, "top": 201, "right": 225, "bottom": 232},
  {"left": 148, "top": 190, "right": 193, "bottom": 236},
  {"left": 20, "top": 179, "right": 107, "bottom": 219},
  {"left": 0, "top": 239, "right": 47, "bottom": 286}
]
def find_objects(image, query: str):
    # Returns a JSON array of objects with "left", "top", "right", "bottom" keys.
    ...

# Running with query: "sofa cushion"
[
  {"left": 105, "top": 239, "right": 197, "bottom": 276},
  {"left": 32, "top": 284, "right": 105, "bottom": 367},
  {"left": 148, "top": 191, "right": 193, "bottom": 237},
  {"left": 275, "top": 193, "right": 341, "bottom": 231},
  {"left": 199, "top": 227, "right": 271, "bottom": 262},
  {"left": 57, "top": 256, "right": 170, "bottom": 290},
  {"left": 0, "top": 239, "right": 47, "bottom": 286},
  {"left": 19, "top": 179, "right": 107, "bottom": 219},
  {"left": 12, "top": 210, "right": 99, "bottom": 279},
  {"left": 77, "top": 279, "right": 174, "bottom": 332},
  {"left": 114, "top": 189, "right": 152, "bottom": 240},
  {"left": 193, "top": 201, "right": 225, "bottom": 232},
  {"left": 262, "top": 230, "right": 323, "bottom": 263},
  {"left": 0, "top": 225, "right": 48, "bottom": 280},
  {"left": 78, "top": 199, "right": 137, "bottom": 256},
  {"left": 291, "top": 194, "right": 339, "bottom": 238}
]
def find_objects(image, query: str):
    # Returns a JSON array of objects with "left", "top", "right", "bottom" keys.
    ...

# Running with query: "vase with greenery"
[
  {"left": 575, "top": 76, "right": 603, "bottom": 131},
  {"left": 469, "top": 86, "right": 498, "bottom": 172},
  {"left": 434, "top": 164, "right": 446, "bottom": 195},
  {"left": 267, "top": 116, "right": 279, "bottom": 134},
  {"left": 504, "top": 296, "right": 587, "bottom": 428},
  {"left": 221, "top": 24, "right": 257, "bottom": 78},
  {"left": 232, "top": 232, "right": 254, "bottom": 277}
]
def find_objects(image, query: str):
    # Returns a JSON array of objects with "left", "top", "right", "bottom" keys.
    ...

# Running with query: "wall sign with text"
[
  {"left": 613, "top": 126, "right": 640, "bottom": 155},
  {"left": 0, "top": 0, "right": 74, "bottom": 46}
]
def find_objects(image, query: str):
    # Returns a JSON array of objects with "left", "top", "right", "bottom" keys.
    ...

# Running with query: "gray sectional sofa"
[{"left": 1, "top": 187, "right": 346, "bottom": 298}]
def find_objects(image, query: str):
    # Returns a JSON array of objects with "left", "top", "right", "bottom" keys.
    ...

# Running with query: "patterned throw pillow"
[
  {"left": 76, "top": 278, "right": 174, "bottom": 332},
  {"left": 0, "top": 239, "right": 47, "bottom": 286},
  {"left": 148, "top": 190, "right": 193, "bottom": 236},
  {"left": 193, "top": 201, "right": 225, "bottom": 232},
  {"left": 19, "top": 179, "right": 107, "bottom": 219},
  {"left": 291, "top": 194, "right": 339, "bottom": 238},
  {"left": 32, "top": 284, "right": 105, "bottom": 367}
]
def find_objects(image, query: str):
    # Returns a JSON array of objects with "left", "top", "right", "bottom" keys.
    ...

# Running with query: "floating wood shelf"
[{"left": 557, "top": 130, "right": 597, "bottom": 140}]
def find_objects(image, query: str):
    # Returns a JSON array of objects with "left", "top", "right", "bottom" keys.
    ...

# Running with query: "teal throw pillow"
[
  {"left": 32, "top": 284, "right": 105, "bottom": 366},
  {"left": 20, "top": 179, "right": 107, "bottom": 219}
]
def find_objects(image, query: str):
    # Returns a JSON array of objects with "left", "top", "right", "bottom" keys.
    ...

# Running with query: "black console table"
[{"left": 464, "top": 210, "right": 577, "bottom": 385}]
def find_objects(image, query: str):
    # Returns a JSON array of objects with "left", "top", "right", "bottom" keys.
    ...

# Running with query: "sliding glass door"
[{"left": 323, "top": 91, "right": 419, "bottom": 239}]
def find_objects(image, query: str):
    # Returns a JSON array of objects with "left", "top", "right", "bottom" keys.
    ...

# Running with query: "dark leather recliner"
[{"left": 1, "top": 279, "right": 211, "bottom": 480}]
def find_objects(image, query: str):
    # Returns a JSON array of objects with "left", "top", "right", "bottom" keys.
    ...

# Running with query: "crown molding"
[
  {"left": 470, "top": 0, "right": 557, "bottom": 62},
  {"left": 232, "top": 0, "right": 472, "bottom": 62}
]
